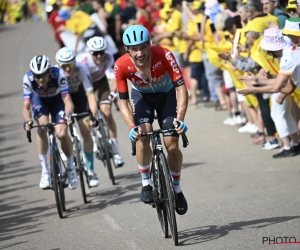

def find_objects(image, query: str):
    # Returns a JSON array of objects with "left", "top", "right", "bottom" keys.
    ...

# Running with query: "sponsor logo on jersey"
[
  {"left": 23, "top": 83, "right": 30, "bottom": 91},
  {"left": 152, "top": 61, "right": 162, "bottom": 70},
  {"left": 165, "top": 51, "right": 179, "bottom": 73},
  {"left": 139, "top": 118, "right": 149, "bottom": 123},
  {"left": 60, "top": 78, "right": 67, "bottom": 86},
  {"left": 131, "top": 78, "right": 144, "bottom": 85},
  {"left": 175, "top": 74, "right": 182, "bottom": 80},
  {"left": 177, "top": 78, "right": 184, "bottom": 86}
]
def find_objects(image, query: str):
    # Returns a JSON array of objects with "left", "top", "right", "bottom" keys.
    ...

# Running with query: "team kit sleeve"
[
  {"left": 105, "top": 67, "right": 115, "bottom": 80},
  {"left": 79, "top": 63, "right": 94, "bottom": 93},
  {"left": 58, "top": 69, "right": 70, "bottom": 98},
  {"left": 114, "top": 61, "right": 129, "bottom": 99},
  {"left": 279, "top": 50, "right": 297, "bottom": 76},
  {"left": 23, "top": 74, "right": 32, "bottom": 103},
  {"left": 163, "top": 48, "right": 185, "bottom": 87},
  {"left": 105, "top": 53, "right": 115, "bottom": 80}
]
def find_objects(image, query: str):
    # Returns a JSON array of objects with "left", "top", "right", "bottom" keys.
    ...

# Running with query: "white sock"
[
  {"left": 111, "top": 138, "right": 119, "bottom": 155},
  {"left": 284, "top": 146, "right": 291, "bottom": 150},
  {"left": 66, "top": 156, "right": 74, "bottom": 170},
  {"left": 170, "top": 171, "right": 182, "bottom": 193},
  {"left": 39, "top": 155, "right": 49, "bottom": 174},
  {"left": 138, "top": 164, "right": 152, "bottom": 186}
]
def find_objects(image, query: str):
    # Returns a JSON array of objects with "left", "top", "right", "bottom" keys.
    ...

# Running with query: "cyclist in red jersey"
[{"left": 114, "top": 25, "right": 189, "bottom": 215}]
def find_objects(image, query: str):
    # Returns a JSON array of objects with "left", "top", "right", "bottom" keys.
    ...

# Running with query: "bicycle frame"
[
  {"left": 151, "top": 130, "right": 165, "bottom": 156},
  {"left": 26, "top": 122, "right": 67, "bottom": 186},
  {"left": 48, "top": 126, "right": 66, "bottom": 186},
  {"left": 71, "top": 125, "right": 87, "bottom": 166}
]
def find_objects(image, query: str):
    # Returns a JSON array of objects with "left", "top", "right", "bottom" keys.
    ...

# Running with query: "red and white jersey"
[{"left": 114, "top": 46, "right": 184, "bottom": 99}]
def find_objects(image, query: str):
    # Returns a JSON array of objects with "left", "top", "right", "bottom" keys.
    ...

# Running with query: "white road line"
[{"left": 102, "top": 214, "right": 122, "bottom": 231}]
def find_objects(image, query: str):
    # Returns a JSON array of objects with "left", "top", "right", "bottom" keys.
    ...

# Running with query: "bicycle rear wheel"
[
  {"left": 98, "top": 120, "right": 115, "bottom": 185},
  {"left": 50, "top": 147, "right": 64, "bottom": 219},
  {"left": 74, "top": 137, "right": 87, "bottom": 204},
  {"left": 159, "top": 153, "right": 178, "bottom": 246},
  {"left": 152, "top": 161, "right": 168, "bottom": 238}
]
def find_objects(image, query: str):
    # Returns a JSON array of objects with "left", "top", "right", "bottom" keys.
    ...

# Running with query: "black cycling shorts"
[
  {"left": 93, "top": 75, "right": 111, "bottom": 104},
  {"left": 70, "top": 85, "right": 89, "bottom": 121},
  {"left": 131, "top": 87, "right": 178, "bottom": 137}
]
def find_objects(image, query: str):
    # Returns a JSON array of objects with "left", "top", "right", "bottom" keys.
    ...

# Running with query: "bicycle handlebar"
[
  {"left": 25, "top": 112, "right": 97, "bottom": 142},
  {"left": 131, "top": 128, "right": 189, "bottom": 156},
  {"left": 69, "top": 112, "right": 97, "bottom": 137},
  {"left": 26, "top": 122, "right": 67, "bottom": 143},
  {"left": 114, "top": 101, "right": 120, "bottom": 111}
]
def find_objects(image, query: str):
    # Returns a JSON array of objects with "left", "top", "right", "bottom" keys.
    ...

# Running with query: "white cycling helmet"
[
  {"left": 87, "top": 36, "right": 107, "bottom": 51},
  {"left": 55, "top": 47, "right": 76, "bottom": 65},
  {"left": 30, "top": 55, "right": 51, "bottom": 74}
]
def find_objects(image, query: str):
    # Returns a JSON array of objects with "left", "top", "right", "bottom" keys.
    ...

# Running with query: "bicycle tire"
[
  {"left": 50, "top": 147, "right": 64, "bottom": 219},
  {"left": 61, "top": 172, "right": 66, "bottom": 212},
  {"left": 98, "top": 120, "right": 115, "bottom": 185},
  {"left": 159, "top": 153, "right": 178, "bottom": 246},
  {"left": 74, "top": 137, "right": 87, "bottom": 204},
  {"left": 152, "top": 160, "right": 168, "bottom": 238}
]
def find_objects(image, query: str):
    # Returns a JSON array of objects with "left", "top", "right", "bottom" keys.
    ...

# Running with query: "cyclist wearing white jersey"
[
  {"left": 77, "top": 36, "right": 125, "bottom": 167},
  {"left": 23, "top": 55, "right": 78, "bottom": 190},
  {"left": 56, "top": 47, "right": 100, "bottom": 187}
]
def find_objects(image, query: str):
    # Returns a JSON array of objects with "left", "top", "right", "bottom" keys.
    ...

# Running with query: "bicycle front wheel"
[
  {"left": 74, "top": 137, "right": 87, "bottom": 204},
  {"left": 50, "top": 147, "right": 64, "bottom": 219},
  {"left": 98, "top": 121, "right": 115, "bottom": 185},
  {"left": 159, "top": 153, "right": 178, "bottom": 246},
  {"left": 152, "top": 160, "right": 168, "bottom": 238}
]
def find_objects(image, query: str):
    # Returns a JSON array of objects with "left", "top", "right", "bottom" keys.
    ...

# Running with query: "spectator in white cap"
[
  {"left": 261, "top": 0, "right": 289, "bottom": 29},
  {"left": 239, "top": 27, "right": 300, "bottom": 157}
]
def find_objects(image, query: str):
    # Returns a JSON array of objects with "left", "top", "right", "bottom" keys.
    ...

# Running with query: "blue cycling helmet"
[{"left": 123, "top": 25, "right": 150, "bottom": 46}]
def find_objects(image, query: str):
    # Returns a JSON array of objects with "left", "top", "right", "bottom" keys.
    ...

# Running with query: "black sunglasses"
[
  {"left": 32, "top": 70, "right": 50, "bottom": 79},
  {"left": 92, "top": 50, "right": 105, "bottom": 56}
]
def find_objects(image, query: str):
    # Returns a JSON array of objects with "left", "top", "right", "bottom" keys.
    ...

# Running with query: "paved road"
[{"left": 1, "top": 22, "right": 300, "bottom": 250}]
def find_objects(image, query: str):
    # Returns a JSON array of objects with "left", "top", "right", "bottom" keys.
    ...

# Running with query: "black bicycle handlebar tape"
[
  {"left": 115, "top": 102, "right": 120, "bottom": 111},
  {"left": 181, "top": 133, "right": 189, "bottom": 148},
  {"left": 175, "top": 120, "right": 189, "bottom": 148},
  {"left": 131, "top": 140, "right": 137, "bottom": 156},
  {"left": 69, "top": 124, "right": 74, "bottom": 137},
  {"left": 27, "top": 130, "right": 32, "bottom": 143}
]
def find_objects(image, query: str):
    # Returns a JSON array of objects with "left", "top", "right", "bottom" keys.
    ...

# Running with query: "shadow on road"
[
  {"left": 63, "top": 171, "right": 142, "bottom": 218},
  {"left": 0, "top": 242, "right": 28, "bottom": 250},
  {"left": 0, "top": 194, "right": 49, "bottom": 243},
  {"left": 65, "top": 182, "right": 141, "bottom": 219},
  {"left": 0, "top": 90, "right": 20, "bottom": 100},
  {"left": 182, "top": 162, "right": 205, "bottom": 169},
  {"left": 65, "top": 164, "right": 203, "bottom": 218},
  {"left": 178, "top": 216, "right": 300, "bottom": 246},
  {"left": 0, "top": 24, "right": 20, "bottom": 34}
]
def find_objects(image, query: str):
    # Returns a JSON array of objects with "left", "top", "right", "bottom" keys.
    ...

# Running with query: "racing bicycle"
[{"left": 131, "top": 123, "right": 188, "bottom": 246}]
